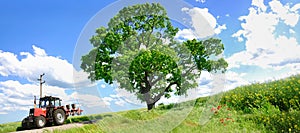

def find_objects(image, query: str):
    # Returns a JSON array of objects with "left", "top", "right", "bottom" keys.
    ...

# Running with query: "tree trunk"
[
  {"left": 147, "top": 102, "right": 156, "bottom": 110},
  {"left": 144, "top": 92, "right": 155, "bottom": 110}
]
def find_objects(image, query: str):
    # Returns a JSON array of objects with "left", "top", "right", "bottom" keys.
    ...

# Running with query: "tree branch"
[
  {"left": 153, "top": 81, "right": 177, "bottom": 103},
  {"left": 182, "top": 64, "right": 197, "bottom": 77},
  {"left": 147, "top": 15, "right": 156, "bottom": 48},
  {"left": 141, "top": 30, "right": 146, "bottom": 48},
  {"left": 150, "top": 75, "right": 164, "bottom": 86}
]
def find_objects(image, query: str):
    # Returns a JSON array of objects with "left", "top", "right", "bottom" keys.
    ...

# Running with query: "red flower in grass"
[
  {"left": 211, "top": 107, "right": 216, "bottom": 112},
  {"left": 217, "top": 105, "right": 222, "bottom": 110},
  {"left": 226, "top": 118, "right": 232, "bottom": 120},
  {"left": 220, "top": 118, "right": 224, "bottom": 123}
]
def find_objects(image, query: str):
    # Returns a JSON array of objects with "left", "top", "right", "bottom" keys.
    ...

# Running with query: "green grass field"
[{"left": 1, "top": 75, "right": 300, "bottom": 133}]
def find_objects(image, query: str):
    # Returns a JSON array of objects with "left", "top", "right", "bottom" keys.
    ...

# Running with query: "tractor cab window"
[
  {"left": 49, "top": 101, "right": 54, "bottom": 106},
  {"left": 40, "top": 100, "right": 47, "bottom": 108},
  {"left": 54, "top": 99, "right": 61, "bottom": 107},
  {"left": 38, "top": 97, "right": 61, "bottom": 108}
]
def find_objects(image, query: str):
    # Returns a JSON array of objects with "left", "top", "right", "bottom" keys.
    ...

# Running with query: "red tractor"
[{"left": 21, "top": 96, "right": 83, "bottom": 129}]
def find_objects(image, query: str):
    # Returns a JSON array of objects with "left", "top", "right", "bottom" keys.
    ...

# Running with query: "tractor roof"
[{"left": 39, "top": 96, "right": 61, "bottom": 101}]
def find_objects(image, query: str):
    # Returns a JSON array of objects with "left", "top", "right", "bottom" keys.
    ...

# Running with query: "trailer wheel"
[
  {"left": 35, "top": 116, "right": 46, "bottom": 128},
  {"left": 53, "top": 109, "right": 66, "bottom": 125}
]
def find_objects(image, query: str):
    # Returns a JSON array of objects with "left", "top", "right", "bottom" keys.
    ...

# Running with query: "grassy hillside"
[
  {"left": 0, "top": 122, "right": 21, "bottom": 133},
  {"left": 1, "top": 75, "right": 300, "bottom": 133}
]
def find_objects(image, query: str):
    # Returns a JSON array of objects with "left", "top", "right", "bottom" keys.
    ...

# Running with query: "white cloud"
[
  {"left": 252, "top": 0, "right": 267, "bottom": 12},
  {"left": 289, "top": 29, "right": 295, "bottom": 34},
  {"left": 0, "top": 46, "right": 101, "bottom": 114},
  {"left": 231, "top": 30, "right": 245, "bottom": 42},
  {"left": 102, "top": 97, "right": 113, "bottom": 106},
  {"left": 0, "top": 80, "right": 69, "bottom": 113},
  {"left": 229, "top": 0, "right": 300, "bottom": 72},
  {"left": 0, "top": 112, "right": 7, "bottom": 115},
  {"left": 108, "top": 88, "right": 144, "bottom": 107},
  {"left": 175, "top": 29, "right": 197, "bottom": 41},
  {"left": 73, "top": 70, "right": 95, "bottom": 88},
  {"left": 70, "top": 92, "right": 108, "bottom": 108},
  {"left": 0, "top": 45, "right": 91, "bottom": 88},
  {"left": 32, "top": 45, "right": 47, "bottom": 57},
  {"left": 181, "top": 7, "right": 226, "bottom": 39},
  {"left": 0, "top": 50, "right": 20, "bottom": 77},
  {"left": 214, "top": 24, "right": 227, "bottom": 34},
  {"left": 0, "top": 45, "right": 74, "bottom": 88},
  {"left": 291, "top": 3, "right": 300, "bottom": 12},
  {"left": 269, "top": 0, "right": 300, "bottom": 27},
  {"left": 224, "top": 71, "right": 249, "bottom": 91},
  {"left": 195, "top": 0, "right": 206, "bottom": 3},
  {"left": 260, "top": 67, "right": 300, "bottom": 82},
  {"left": 115, "top": 100, "right": 126, "bottom": 106},
  {"left": 101, "top": 84, "right": 106, "bottom": 88}
]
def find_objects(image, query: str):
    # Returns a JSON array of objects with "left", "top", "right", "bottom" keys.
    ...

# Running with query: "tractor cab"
[{"left": 39, "top": 96, "right": 62, "bottom": 108}]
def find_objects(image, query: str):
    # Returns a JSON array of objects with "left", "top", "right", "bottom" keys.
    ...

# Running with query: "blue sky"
[{"left": 1, "top": 0, "right": 300, "bottom": 124}]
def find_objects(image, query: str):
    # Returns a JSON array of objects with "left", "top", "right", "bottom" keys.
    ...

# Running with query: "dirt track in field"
[{"left": 10, "top": 121, "right": 96, "bottom": 133}]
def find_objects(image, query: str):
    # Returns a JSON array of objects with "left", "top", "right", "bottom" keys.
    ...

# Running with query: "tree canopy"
[{"left": 81, "top": 3, "right": 228, "bottom": 110}]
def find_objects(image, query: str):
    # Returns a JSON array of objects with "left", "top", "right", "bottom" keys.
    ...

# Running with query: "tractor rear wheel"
[
  {"left": 53, "top": 109, "right": 66, "bottom": 125},
  {"left": 35, "top": 116, "right": 46, "bottom": 128}
]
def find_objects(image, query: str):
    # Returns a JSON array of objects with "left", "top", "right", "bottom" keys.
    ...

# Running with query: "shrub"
[
  {"left": 219, "top": 75, "right": 300, "bottom": 132},
  {"left": 251, "top": 104, "right": 300, "bottom": 132},
  {"left": 157, "top": 103, "right": 175, "bottom": 110},
  {"left": 221, "top": 75, "right": 300, "bottom": 113}
]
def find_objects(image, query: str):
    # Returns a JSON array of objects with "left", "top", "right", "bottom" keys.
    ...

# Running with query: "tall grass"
[{"left": 0, "top": 122, "right": 21, "bottom": 133}]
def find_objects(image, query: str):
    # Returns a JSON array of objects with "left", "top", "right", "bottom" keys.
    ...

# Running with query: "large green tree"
[{"left": 81, "top": 3, "right": 228, "bottom": 110}]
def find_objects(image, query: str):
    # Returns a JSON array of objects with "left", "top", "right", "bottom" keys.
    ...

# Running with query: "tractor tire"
[
  {"left": 35, "top": 116, "right": 46, "bottom": 128},
  {"left": 21, "top": 118, "right": 30, "bottom": 129},
  {"left": 53, "top": 109, "right": 66, "bottom": 125}
]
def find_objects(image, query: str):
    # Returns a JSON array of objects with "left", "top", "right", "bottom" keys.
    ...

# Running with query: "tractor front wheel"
[
  {"left": 35, "top": 116, "right": 46, "bottom": 128},
  {"left": 53, "top": 109, "right": 66, "bottom": 125},
  {"left": 21, "top": 118, "right": 30, "bottom": 129}
]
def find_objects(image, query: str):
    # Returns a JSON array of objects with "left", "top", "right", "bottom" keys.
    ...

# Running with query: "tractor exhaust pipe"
[{"left": 34, "top": 96, "right": 36, "bottom": 108}]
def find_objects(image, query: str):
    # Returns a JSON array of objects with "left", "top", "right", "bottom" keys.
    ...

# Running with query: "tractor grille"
[{"left": 29, "top": 108, "right": 34, "bottom": 116}]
